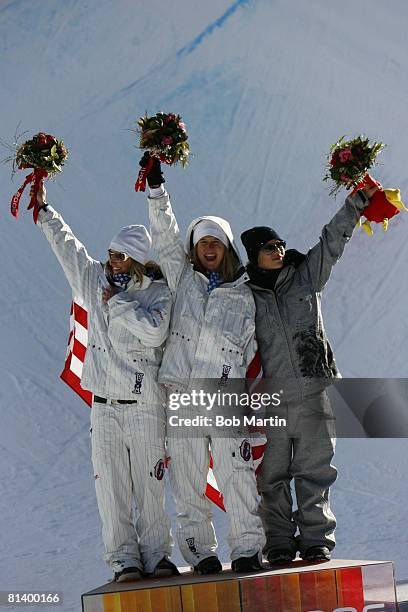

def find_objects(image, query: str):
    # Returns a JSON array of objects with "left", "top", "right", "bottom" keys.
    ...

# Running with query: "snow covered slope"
[{"left": 1, "top": 1, "right": 408, "bottom": 610}]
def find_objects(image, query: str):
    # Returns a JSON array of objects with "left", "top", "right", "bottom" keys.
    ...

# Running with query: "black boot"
[
  {"left": 267, "top": 549, "right": 296, "bottom": 565},
  {"left": 231, "top": 552, "right": 264, "bottom": 573},
  {"left": 148, "top": 557, "right": 180, "bottom": 577},
  {"left": 114, "top": 567, "right": 142, "bottom": 582},
  {"left": 194, "top": 556, "right": 222, "bottom": 575},
  {"left": 303, "top": 546, "right": 331, "bottom": 561}
]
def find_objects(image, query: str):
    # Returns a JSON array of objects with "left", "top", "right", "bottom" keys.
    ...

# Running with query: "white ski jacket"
[
  {"left": 38, "top": 206, "right": 171, "bottom": 404},
  {"left": 148, "top": 191, "right": 257, "bottom": 387}
]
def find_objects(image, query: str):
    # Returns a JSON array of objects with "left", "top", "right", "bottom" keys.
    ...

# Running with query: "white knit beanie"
[
  {"left": 192, "top": 220, "right": 229, "bottom": 247},
  {"left": 109, "top": 225, "right": 152, "bottom": 264}
]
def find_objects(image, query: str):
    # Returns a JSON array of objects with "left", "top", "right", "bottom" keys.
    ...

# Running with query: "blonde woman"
[
  {"left": 32, "top": 183, "right": 178, "bottom": 582},
  {"left": 140, "top": 154, "right": 265, "bottom": 575}
]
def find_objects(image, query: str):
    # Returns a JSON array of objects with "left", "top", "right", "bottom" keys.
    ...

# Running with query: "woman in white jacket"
[
  {"left": 141, "top": 155, "right": 265, "bottom": 575},
  {"left": 33, "top": 184, "right": 178, "bottom": 582}
]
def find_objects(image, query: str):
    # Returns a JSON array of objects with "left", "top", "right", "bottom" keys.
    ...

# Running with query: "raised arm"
[
  {"left": 108, "top": 282, "right": 172, "bottom": 347},
  {"left": 138, "top": 154, "right": 188, "bottom": 292},
  {"left": 35, "top": 183, "right": 101, "bottom": 301},
  {"left": 148, "top": 188, "right": 188, "bottom": 292},
  {"left": 301, "top": 185, "right": 376, "bottom": 292}
]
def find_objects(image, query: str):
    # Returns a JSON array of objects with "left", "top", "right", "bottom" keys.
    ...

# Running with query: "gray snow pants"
[{"left": 256, "top": 390, "right": 337, "bottom": 556}]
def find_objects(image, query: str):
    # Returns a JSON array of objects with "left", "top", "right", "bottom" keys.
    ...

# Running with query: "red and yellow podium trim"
[{"left": 82, "top": 559, "right": 397, "bottom": 612}]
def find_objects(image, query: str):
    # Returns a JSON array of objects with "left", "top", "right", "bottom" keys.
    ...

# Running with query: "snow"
[{"left": 1, "top": 1, "right": 408, "bottom": 609}]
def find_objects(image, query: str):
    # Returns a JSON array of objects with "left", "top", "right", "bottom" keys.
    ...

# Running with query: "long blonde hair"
[
  {"left": 189, "top": 246, "right": 240, "bottom": 283},
  {"left": 105, "top": 259, "right": 162, "bottom": 285}
]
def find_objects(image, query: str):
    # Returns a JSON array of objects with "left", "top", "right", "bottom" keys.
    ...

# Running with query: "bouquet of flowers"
[
  {"left": 3, "top": 131, "right": 68, "bottom": 223},
  {"left": 324, "top": 135, "right": 385, "bottom": 197},
  {"left": 134, "top": 112, "right": 189, "bottom": 191},
  {"left": 324, "top": 135, "right": 406, "bottom": 234}
]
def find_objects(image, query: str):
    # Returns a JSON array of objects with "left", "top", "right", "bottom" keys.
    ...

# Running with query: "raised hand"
[
  {"left": 29, "top": 181, "right": 47, "bottom": 207},
  {"left": 361, "top": 183, "right": 379, "bottom": 199},
  {"left": 139, "top": 153, "right": 165, "bottom": 187}
]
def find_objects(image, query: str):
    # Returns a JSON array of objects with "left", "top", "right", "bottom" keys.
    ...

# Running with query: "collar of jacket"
[
  {"left": 114, "top": 274, "right": 154, "bottom": 292},
  {"left": 247, "top": 249, "right": 306, "bottom": 292},
  {"left": 193, "top": 264, "right": 250, "bottom": 289},
  {"left": 223, "top": 266, "right": 250, "bottom": 288}
]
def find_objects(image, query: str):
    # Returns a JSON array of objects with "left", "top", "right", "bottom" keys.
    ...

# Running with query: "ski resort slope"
[{"left": 1, "top": 1, "right": 408, "bottom": 609}]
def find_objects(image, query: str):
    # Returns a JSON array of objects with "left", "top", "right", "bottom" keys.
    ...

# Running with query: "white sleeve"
[
  {"left": 108, "top": 285, "right": 172, "bottom": 347},
  {"left": 148, "top": 190, "right": 188, "bottom": 292},
  {"left": 37, "top": 205, "right": 102, "bottom": 301},
  {"left": 243, "top": 331, "right": 258, "bottom": 369}
]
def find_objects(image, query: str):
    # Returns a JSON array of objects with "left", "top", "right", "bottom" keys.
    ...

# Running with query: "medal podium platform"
[{"left": 82, "top": 559, "right": 397, "bottom": 612}]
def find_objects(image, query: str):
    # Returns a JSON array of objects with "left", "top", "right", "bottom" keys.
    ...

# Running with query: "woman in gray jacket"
[
  {"left": 33, "top": 183, "right": 178, "bottom": 582},
  {"left": 241, "top": 183, "right": 378, "bottom": 565},
  {"left": 141, "top": 155, "right": 265, "bottom": 575}
]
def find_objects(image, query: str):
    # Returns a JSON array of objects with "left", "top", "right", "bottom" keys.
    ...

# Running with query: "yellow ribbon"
[
  {"left": 357, "top": 188, "right": 407, "bottom": 235},
  {"left": 384, "top": 188, "right": 408, "bottom": 212}
]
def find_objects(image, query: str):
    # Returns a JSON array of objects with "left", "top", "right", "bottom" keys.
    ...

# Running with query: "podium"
[{"left": 82, "top": 559, "right": 397, "bottom": 612}]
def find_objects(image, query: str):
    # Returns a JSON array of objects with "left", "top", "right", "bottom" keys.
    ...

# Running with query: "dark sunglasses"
[
  {"left": 260, "top": 240, "right": 286, "bottom": 253},
  {"left": 108, "top": 250, "right": 130, "bottom": 262}
]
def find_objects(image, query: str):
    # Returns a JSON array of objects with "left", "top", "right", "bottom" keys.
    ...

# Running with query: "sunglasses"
[
  {"left": 260, "top": 240, "right": 286, "bottom": 253},
  {"left": 108, "top": 250, "right": 130, "bottom": 262}
]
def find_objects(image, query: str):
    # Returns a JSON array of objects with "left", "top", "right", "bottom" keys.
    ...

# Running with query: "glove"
[{"left": 139, "top": 152, "right": 165, "bottom": 187}]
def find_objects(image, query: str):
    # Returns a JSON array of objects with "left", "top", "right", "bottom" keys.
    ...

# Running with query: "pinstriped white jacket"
[
  {"left": 38, "top": 206, "right": 172, "bottom": 404},
  {"left": 148, "top": 192, "right": 257, "bottom": 386}
]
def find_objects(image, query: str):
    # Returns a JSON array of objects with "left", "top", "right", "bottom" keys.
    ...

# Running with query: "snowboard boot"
[
  {"left": 267, "top": 549, "right": 296, "bottom": 565},
  {"left": 114, "top": 566, "right": 142, "bottom": 582},
  {"left": 231, "top": 552, "right": 264, "bottom": 573},
  {"left": 148, "top": 557, "right": 180, "bottom": 578},
  {"left": 194, "top": 556, "right": 223, "bottom": 575},
  {"left": 302, "top": 546, "right": 331, "bottom": 562}
]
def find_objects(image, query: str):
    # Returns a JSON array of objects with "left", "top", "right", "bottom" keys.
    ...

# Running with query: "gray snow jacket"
[
  {"left": 38, "top": 206, "right": 172, "bottom": 404},
  {"left": 247, "top": 191, "right": 369, "bottom": 401},
  {"left": 148, "top": 192, "right": 257, "bottom": 387}
]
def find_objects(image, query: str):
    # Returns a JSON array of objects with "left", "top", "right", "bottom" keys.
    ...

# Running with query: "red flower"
[
  {"left": 178, "top": 122, "right": 186, "bottom": 132},
  {"left": 162, "top": 136, "right": 173, "bottom": 145},
  {"left": 339, "top": 148, "right": 353, "bottom": 163},
  {"left": 37, "top": 133, "right": 48, "bottom": 146},
  {"left": 164, "top": 114, "right": 176, "bottom": 124},
  {"left": 36, "top": 132, "right": 56, "bottom": 147}
]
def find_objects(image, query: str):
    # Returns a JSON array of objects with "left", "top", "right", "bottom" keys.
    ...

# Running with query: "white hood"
[{"left": 184, "top": 215, "right": 243, "bottom": 265}]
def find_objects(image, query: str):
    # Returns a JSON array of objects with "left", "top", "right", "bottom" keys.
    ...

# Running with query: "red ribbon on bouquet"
[
  {"left": 134, "top": 155, "right": 154, "bottom": 192},
  {"left": 352, "top": 174, "right": 398, "bottom": 223},
  {"left": 10, "top": 167, "right": 48, "bottom": 223},
  {"left": 351, "top": 173, "right": 407, "bottom": 234}
]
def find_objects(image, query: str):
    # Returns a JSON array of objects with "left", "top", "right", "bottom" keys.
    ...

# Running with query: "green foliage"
[{"left": 14, "top": 132, "right": 68, "bottom": 176}]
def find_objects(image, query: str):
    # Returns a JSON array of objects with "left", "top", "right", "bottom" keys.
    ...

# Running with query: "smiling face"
[
  {"left": 196, "top": 236, "right": 226, "bottom": 272},
  {"left": 108, "top": 250, "right": 133, "bottom": 275},
  {"left": 257, "top": 240, "right": 286, "bottom": 270}
]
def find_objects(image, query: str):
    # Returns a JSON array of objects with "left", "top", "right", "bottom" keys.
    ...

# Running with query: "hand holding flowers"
[{"left": 323, "top": 135, "right": 406, "bottom": 234}]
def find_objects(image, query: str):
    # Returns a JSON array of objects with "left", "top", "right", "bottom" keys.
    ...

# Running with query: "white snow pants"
[
  {"left": 167, "top": 410, "right": 265, "bottom": 567},
  {"left": 90, "top": 400, "right": 171, "bottom": 573}
]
